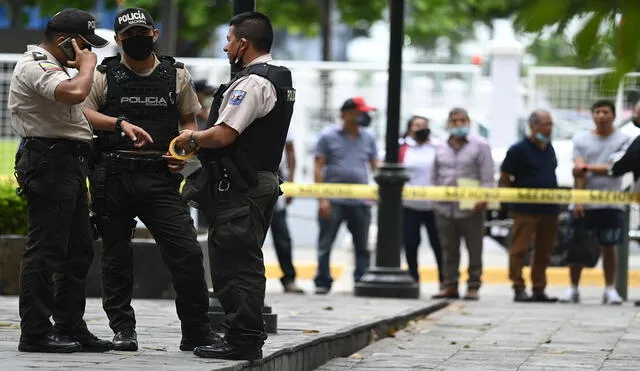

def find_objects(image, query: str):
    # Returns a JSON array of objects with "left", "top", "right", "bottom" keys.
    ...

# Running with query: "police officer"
[
  {"left": 81, "top": 7, "right": 219, "bottom": 352},
  {"left": 173, "top": 11, "right": 295, "bottom": 361},
  {"left": 9, "top": 8, "right": 114, "bottom": 353}
]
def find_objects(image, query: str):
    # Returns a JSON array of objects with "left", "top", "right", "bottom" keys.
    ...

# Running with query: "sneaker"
[
  {"left": 559, "top": 288, "right": 580, "bottom": 304},
  {"left": 283, "top": 282, "right": 305, "bottom": 294},
  {"left": 315, "top": 286, "right": 330, "bottom": 295},
  {"left": 603, "top": 290, "right": 623, "bottom": 305}
]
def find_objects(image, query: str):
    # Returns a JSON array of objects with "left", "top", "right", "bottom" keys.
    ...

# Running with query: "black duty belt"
[
  {"left": 22, "top": 137, "right": 91, "bottom": 157},
  {"left": 100, "top": 152, "right": 167, "bottom": 173}
]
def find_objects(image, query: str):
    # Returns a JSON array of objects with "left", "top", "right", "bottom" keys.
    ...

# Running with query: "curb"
[
  {"left": 264, "top": 263, "right": 640, "bottom": 287},
  {"left": 217, "top": 300, "right": 448, "bottom": 371}
]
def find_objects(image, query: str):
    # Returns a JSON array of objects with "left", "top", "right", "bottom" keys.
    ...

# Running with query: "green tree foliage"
[
  {"left": 0, "top": 179, "right": 27, "bottom": 235},
  {"left": 5, "top": 0, "right": 528, "bottom": 58},
  {"left": 514, "top": 0, "right": 640, "bottom": 84}
]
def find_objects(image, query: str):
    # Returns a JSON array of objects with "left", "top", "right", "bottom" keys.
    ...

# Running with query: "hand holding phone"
[
  {"left": 64, "top": 38, "right": 97, "bottom": 70},
  {"left": 57, "top": 37, "right": 76, "bottom": 60}
]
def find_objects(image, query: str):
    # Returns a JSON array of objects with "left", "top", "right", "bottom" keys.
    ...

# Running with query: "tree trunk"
[{"left": 7, "top": 0, "right": 24, "bottom": 28}]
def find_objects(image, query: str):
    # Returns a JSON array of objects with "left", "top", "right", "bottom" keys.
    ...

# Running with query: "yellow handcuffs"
[{"left": 168, "top": 135, "right": 198, "bottom": 160}]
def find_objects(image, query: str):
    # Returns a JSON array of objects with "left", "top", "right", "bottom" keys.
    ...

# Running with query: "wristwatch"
[
  {"left": 114, "top": 116, "right": 126, "bottom": 138},
  {"left": 189, "top": 132, "right": 198, "bottom": 148}
]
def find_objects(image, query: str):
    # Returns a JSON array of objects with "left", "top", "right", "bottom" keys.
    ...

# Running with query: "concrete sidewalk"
[
  {"left": 321, "top": 285, "right": 640, "bottom": 371},
  {"left": 0, "top": 290, "right": 445, "bottom": 371}
]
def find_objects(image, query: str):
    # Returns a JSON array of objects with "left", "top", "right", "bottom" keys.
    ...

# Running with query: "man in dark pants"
[
  {"left": 271, "top": 131, "right": 304, "bottom": 293},
  {"left": 313, "top": 97, "right": 379, "bottom": 294},
  {"left": 499, "top": 110, "right": 559, "bottom": 303},
  {"left": 82, "top": 8, "right": 219, "bottom": 352},
  {"left": 174, "top": 11, "right": 295, "bottom": 360},
  {"left": 9, "top": 9, "right": 114, "bottom": 353}
]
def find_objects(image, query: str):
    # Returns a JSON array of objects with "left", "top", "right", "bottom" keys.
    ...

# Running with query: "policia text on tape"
[{"left": 279, "top": 183, "right": 640, "bottom": 205}]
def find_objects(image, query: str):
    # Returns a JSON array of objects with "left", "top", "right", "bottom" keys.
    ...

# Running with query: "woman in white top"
[{"left": 399, "top": 116, "right": 443, "bottom": 284}]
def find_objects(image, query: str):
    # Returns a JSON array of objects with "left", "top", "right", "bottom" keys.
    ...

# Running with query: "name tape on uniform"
[{"left": 279, "top": 183, "right": 640, "bottom": 205}]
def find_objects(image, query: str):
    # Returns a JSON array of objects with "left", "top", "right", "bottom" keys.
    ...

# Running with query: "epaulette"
[
  {"left": 159, "top": 55, "right": 184, "bottom": 69},
  {"left": 32, "top": 51, "right": 47, "bottom": 61}
]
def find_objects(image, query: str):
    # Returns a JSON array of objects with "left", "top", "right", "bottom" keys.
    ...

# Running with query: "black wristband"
[{"left": 114, "top": 116, "right": 125, "bottom": 132}]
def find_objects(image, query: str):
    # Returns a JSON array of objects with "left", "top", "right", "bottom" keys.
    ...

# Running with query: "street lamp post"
[
  {"left": 208, "top": 0, "right": 278, "bottom": 333},
  {"left": 354, "top": 0, "right": 419, "bottom": 299}
]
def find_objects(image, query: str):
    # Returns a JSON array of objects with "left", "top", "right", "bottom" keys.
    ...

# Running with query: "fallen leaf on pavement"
[
  {"left": 449, "top": 341, "right": 457, "bottom": 345},
  {"left": 350, "top": 353, "right": 365, "bottom": 359},
  {"left": 303, "top": 329, "right": 320, "bottom": 334},
  {"left": 323, "top": 306, "right": 333, "bottom": 311},
  {"left": 463, "top": 344, "right": 471, "bottom": 349},
  {"left": 549, "top": 350, "right": 565, "bottom": 354}
]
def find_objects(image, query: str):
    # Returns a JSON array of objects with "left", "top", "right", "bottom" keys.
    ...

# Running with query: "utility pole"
[
  {"left": 158, "top": 0, "right": 178, "bottom": 55},
  {"left": 354, "top": 0, "right": 419, "bottom": 299}
]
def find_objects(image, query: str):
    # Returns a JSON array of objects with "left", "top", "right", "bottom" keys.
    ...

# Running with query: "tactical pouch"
[{"left": 182, "top": 164, "right": 216, "bottom": 211}]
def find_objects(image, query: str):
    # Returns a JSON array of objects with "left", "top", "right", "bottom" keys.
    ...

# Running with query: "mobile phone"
[{"left": 58, "top": 37, "right": 76, "bottom": 61}]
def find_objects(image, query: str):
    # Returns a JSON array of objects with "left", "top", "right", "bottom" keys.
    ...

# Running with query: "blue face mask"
[
  {"left": 447, "top": 126, "right": 469, "bottom": 138},
  {"left": 534, "top": 132, "right": 550, "bottom": 144}
]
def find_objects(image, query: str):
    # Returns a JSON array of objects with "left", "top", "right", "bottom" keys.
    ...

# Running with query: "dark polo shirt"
[{"left": 501, "top": 137, "right": 560, "bottom": 214}]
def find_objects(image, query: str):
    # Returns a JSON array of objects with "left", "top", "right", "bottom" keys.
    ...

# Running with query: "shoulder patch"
[
  {"left": 229, "top": 90, "right": 247, "bottom": 106},
  {"left": 38, "top": 61, "right": 62, "bottom": 72},
  {"left": 32, "top": 52, "right": 47, "bottom": 61}
]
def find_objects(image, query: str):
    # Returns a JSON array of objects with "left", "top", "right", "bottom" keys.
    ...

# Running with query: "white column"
[{"left": 488, "top": 20, "right": 524, "bottom": 149}]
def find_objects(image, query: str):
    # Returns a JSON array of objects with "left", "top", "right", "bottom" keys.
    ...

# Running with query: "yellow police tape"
[{"left": 279, "top": 183, "right": 640, "bottom": 205}]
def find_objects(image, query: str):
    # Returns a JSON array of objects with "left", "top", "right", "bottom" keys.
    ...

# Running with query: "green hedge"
[{"left": 0, "top": 179, "right": 27, "bottom": 235}]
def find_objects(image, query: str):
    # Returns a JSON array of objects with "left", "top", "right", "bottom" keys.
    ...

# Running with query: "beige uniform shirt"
[
  {"left": 215, "top": 54, "right": 277, "bottom": 134},
  {"left": 83, "top": 54, "right": 201, "bottom": 117},
  {"left": 8, "top": 45, "right": 93, "bottom": 142}
]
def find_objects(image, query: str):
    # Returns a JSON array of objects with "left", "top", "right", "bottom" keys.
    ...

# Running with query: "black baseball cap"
[
  {"left": 46, "top": 8, "right": 109, "bottom": 48},
  {"left": 114, "top": 8, "right": 155, "bottom": 34}
]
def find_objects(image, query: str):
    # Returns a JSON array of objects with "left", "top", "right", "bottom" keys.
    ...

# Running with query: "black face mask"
[
  {"left": 633, "top": 117, "right": 640, "bottom": 128},
  {"left": 414, "top": 128, "right": 430, "bottom": 143},
  {"left": 356, "top": 112, "right": 371, "bottom": 127},
  {"left": 232, "top": 43, "right": 245, "bottom": 70},
  {"left": 122, "top": 35, "right": 154, "bottom": 61}
]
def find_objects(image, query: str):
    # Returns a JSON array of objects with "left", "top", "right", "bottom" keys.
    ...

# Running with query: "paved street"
[{"left": 320, "top": 285, "right": 640, "bottom": 371}]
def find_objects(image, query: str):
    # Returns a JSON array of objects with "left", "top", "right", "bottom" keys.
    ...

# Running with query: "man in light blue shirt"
[{"left": 313, "top": 97, "right": 379, "bottom": 294}]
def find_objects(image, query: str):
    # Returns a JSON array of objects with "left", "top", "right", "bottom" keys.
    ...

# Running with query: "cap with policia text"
[
  {"left": 46, "top": 8, "right": 109, "bottom": 48},
  {"left": 340, "top": 96, "right": 377, "bottom": 112},
  {"left": 114, "top": 8, "right": 156, "bottom": 34}
]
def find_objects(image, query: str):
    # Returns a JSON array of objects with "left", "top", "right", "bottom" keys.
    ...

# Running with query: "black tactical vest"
[
  {"left": 199, "top": 62, "right": 296, "bottom": 172},
  {"left": 95, "top": 55, "right": 181, "bottom": 152}
]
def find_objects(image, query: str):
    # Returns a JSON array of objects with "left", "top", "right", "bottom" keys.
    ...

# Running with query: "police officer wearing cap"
[
  {"left": 9, "top": 8, "right": 116, "bottom": 353},
  {"left": 173, "top": 11, "right": 295, "bottom": 361},
  {"left": 82, "top": 7, "right": 219, "bottom": 352}
]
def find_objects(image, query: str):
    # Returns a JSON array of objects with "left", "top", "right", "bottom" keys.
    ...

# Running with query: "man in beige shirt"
[
  {"left": 9, "top": 8, "right": 116, "bottom": 354},
  {"left": 81, "top": 7, "right": 218, "bottom": 353}
]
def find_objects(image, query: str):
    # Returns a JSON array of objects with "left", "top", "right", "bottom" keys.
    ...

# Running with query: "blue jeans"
[
  {"left": 403, "top": 208, "right": 443, "bottom": 283},
  {"left": 270, "top": 208, "right": 296, "bottom": 285},
  {"left": 314, "top": 203, "right": 372, "bottom": 289}
]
